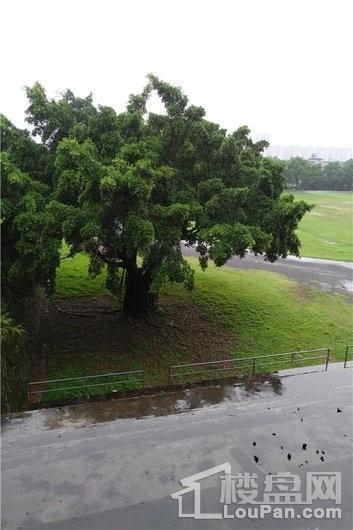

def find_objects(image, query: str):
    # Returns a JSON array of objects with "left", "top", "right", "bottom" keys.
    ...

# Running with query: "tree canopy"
[
  {"left": 1, "top": 150, "right": 61, "bottom": 305},
  {"left": 2, "top": 76, "right": 311, "bottom": 316}
]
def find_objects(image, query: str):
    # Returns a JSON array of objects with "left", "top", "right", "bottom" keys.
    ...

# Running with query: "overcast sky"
[{"left": 2, "top": 0, "right": 352, "bottom": 147}]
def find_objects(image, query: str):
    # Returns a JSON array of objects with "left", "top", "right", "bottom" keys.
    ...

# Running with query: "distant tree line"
[{"left": 282, "top": 157, "right": 353, "bottom": 191}]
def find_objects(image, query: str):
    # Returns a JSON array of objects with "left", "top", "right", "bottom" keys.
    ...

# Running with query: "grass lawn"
[
  {"left": 35, "top": 253, "right": 353, "bottom": 402},
  {"left": 55, "top": 249, "right": 111, "bottom": 298},
  {"left": 167, "top": 259, "right": 352, "bottom": 358},
  {"left": 291, "top": 191, "right": 353, "bottom": 261}
]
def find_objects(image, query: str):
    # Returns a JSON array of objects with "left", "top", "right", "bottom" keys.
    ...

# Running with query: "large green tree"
[{"left": 24, "top": 76, "right": 311, "bottom": 315}]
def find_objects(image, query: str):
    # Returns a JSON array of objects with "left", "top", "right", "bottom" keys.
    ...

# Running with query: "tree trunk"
[{"left": 123, "top": 268, "right": 157, "bottom": 316}]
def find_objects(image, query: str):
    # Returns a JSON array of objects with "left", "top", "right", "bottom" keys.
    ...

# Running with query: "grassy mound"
[{"left": 33, "top": 253, "right": 352, "bottom": 402}]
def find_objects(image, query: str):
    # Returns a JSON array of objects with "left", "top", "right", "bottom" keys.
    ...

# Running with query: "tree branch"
[{"left": 94, "top": 247, "right": 126, "bottom": 268}]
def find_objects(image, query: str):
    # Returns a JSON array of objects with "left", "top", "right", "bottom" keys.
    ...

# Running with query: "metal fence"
[
  {"left": 169, "top": 348, "right": 330, "bottom": 384},
  {"left": 344, "top": 345, "right": 353, "bottom": 368},
  {"left": 29, "top": 345, "right": 353, "bottom": 405},
  {"left": 27, "top": 370, "right": 144, "bottom": 404}
]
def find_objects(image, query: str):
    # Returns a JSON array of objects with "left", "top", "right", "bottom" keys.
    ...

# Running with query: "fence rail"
[
  {"left": 28, "top": 345, "right": 353, "bottom": 405},
  {"left": 344, "top": 345, "right": 353, "bottom": 368},
  {"left": 27, "top": 370, "right": 144, "bottom": 403},
  {"left": 169, "top": 348, "right": 330, "bottom": 384}
]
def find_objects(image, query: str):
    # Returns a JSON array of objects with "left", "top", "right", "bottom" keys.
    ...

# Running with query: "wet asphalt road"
[
  {"left": 2, "top": 364, "right": 353, "bottom": 530},
  {"left": 182, "top": 246, "right": 353, "bottom": 299}
]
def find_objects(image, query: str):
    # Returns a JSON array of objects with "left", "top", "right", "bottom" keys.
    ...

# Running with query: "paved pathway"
[
  {"left": 183, "top": 245, "right": 353, "bottom": 298},
  {"left": 2, "top": 364, "right": 353, "bottom": 529}
]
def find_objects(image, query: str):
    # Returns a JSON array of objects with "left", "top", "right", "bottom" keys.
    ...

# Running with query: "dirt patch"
[
  {"left": 288, "top": 284, "right": 315, "bottom": 301},
  {"left": 29, "top": 350, "right": 48, "bottom": 405},
  {"left": 36, "top": 295, "right": 236, "bottom": 386}
]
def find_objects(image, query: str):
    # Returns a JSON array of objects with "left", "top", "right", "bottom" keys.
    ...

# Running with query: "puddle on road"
[
  {"left": 342, "top": 281, "right": 353, "bottom": 293},
  {"left": 44, "top": 375, "right": 284, "bottom": 429},
  {"left": 3, "top": 365, "right": 351, "bottom": 436},
  {"left": 278, "top": 255, "right": 353, "bottom": 269}
]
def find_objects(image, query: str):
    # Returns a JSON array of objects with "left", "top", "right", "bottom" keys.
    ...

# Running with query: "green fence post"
[
  {"left": 344, "top": 347, "right": 348, "bottom": 368},
  {"left": 325, "top": 349, "right": 330, "bottom": 371}
]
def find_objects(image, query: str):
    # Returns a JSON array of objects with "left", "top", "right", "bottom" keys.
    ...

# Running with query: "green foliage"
[
  {"left": 151, "top": 248, "right": 195, "bottom": 293},
  {"left": 25, "top": 83, "right": 98, "bottom": 152},
  {"left": 1, "top": 310, "right": 25, "bottom": 339},
  {"left": 1, "top": 310, "right": 26, "bottom": 412},
  {"left": 5, "top": 76, "right": 312, "bottom": 314},
  {"left": 283, "top": 156, "right": 353, "bottom": 191},
  {"left": 1, "top": 153, "right": 61, "bottom": 302},
  {"left": 0, "top": 113, "right": 53, "bottom": 187},
  {"left": 1, "top": 112, "right": 63, "bottom": 338}
]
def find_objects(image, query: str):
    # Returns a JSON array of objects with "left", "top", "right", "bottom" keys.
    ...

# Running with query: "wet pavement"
[
  {"left": 2, "top": 372, "right": 287, "bottom": 434},
  {"left": 2, "top": 363, "right": 353, "bottom": 529},
  {"left": 183, "top": 246, "right": 353, "bottom": 299}
]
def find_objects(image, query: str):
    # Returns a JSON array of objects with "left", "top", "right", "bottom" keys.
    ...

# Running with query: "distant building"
[
  {"left": 307, "top": 153, "right": 324, "bottom": 166},
  {"left": 265, "top": 145, "right": 353, "bottom": 162}
]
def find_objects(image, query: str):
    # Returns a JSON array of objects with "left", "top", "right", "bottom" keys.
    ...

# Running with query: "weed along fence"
[{"left": 27, "top": 346, "right": 352, "bottom": 407}]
